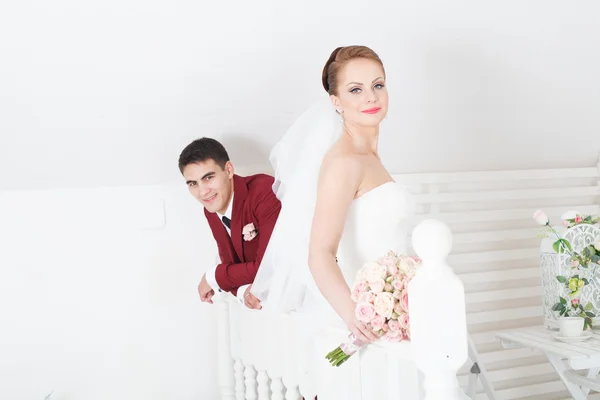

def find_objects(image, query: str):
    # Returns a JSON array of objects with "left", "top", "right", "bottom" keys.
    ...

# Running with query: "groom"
[{"left": 178, "top": 137, "right": 281, "bottom": 309}]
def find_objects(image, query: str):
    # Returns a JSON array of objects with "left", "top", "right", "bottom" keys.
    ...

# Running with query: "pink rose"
[
  {"left": 533, "top": 210, "right": 549, "bottom": 226},
  {"left": 359, "top": 292, "right": 375, "bottom": 304},
  {"left": 404, "top": 329, "right": 411, "bottom": 340},
  {"left": 571, "top": 298, "right": 580, "bottom": 307},
  {"left": 393, "top": 290, "right": 402, "bottom": 300},
  {"left": 563, "top": 220, "right": 570, "bottom": 227},
  {"left": 392, "top": 279, "right": 404, "bottom": 291},
  {"left": 355, "top": 302, "right": 376, "bottom": 323},
  {"left": 401, "top": 292, "right": 409, "bottom": 312},
  {"left": 351, "top": 281, "right": 368, "bottom": 301},
  {"left": 393, "top": 303, "right": 403, "bottom": 315},
  {"left": 369, "top": 279, "right": 385, "bottom": 293},
  {"left": 388, "top": 319, "right": 401, "bottom": 331},
  {"left": 379, "top": 256, "right": 396, "bottom": 269},
  {"left": 398, "top": 312, "right": 410, "bottom": 330},
  {"left": 373, "top": 292, "right": 395, "bottom": 318},
  {"left": 381, "top": 322, "right": 390, "bottom": 332},
  {"left": 575, "top": 216, "right": 583, "bottom": 223},
  {"left": 370, "top": 314, "right": 386, "bottom": 331},
  {"left": 384, "top": 329, "right": 403, "bottom": 342},
  {"left": 388, "top": 265, "right": 399, "bottom": 275},
  {"left": 572, "top": 259, "right": 580, "bottom": 267}
]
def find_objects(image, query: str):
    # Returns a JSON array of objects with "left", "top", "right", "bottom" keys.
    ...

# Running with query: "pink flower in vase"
[
  {"left": 571, "top": 298, "right": 580, "bottom": 307},
  {"left": 533, "top": 210, "right": 549, "bottom": 225}
]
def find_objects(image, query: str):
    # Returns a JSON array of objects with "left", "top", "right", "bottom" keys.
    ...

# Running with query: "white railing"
[
  {"left": 212, "top": 159, "right": 600, "bottom": 399},
  {"left": 213, "top": 219, "right": 470, "bottom": 400}
]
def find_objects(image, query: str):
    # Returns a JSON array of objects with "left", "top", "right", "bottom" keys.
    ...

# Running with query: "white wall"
[
  {"left": 1, "top": 0, "right": 600, "bottom": 399},
  {"left": 0, "top": 186, "right": 220, "bottom": 399},
  {"left": 1, "top": 1, "right": 599, "bottom": 192}
]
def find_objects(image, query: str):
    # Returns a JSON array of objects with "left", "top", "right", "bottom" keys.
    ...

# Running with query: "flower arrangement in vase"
[{"left": 533, "top": 210, "right": 600, "bottom": 330}]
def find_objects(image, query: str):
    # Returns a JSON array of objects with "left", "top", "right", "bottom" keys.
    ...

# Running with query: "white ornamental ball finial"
[{"left": 412, "top": 219, "right": 453, "bottom": 262}]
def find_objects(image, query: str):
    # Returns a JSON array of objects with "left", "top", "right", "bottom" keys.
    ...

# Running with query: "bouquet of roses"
[{"left": 325, "top": 251, "right": 422, "bottom": 367}]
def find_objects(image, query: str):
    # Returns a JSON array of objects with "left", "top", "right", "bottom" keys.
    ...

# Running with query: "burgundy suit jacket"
[{"left": 204, "top": 174, "right": 281, "bottom": 296}]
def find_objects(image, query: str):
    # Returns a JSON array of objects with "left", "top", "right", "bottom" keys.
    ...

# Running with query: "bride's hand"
[
  {"left": 345, "top": 318, "right": 379, "bottom": 344},
  {"left": 348, "top": 320, "right": 379, "bottom": 343}
]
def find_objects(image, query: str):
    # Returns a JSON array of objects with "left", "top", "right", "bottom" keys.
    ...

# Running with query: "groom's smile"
[{"left": 182, "top": 159, "right": 235, "bottom": 214}]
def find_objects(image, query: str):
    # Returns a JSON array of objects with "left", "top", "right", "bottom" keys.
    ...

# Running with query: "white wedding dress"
[
  {"left": 298, "top": 181, "right": 424, "bottom": 400},
  {"left": 252, "top": 99, "right": 470, "bottom": 399}
]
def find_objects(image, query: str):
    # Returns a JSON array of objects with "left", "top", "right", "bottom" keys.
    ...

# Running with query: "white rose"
[
  {"left": 362, "top": 262, "right": 387, "bottom": 282},
  {"left": 533, "top": 210, "right": 549, "bottom": 226},
  {"left": 354, "top": 268, "right": 365, "bottom": 283},
  {"left": 373, "top": 292, "right": 395, "bottom": 319},
  {"left": 399, "top": 257, "right": 417, "bottom": 275},
  {"left": 368, "top": 279, "right": 385, "bottom": 293}
]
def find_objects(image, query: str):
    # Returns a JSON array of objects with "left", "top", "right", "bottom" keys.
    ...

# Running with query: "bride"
[{"left": 252, "top": 45, "right": 444, "bottom": 399}]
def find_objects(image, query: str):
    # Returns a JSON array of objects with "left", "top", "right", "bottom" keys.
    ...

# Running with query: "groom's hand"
[
  {"left": 198, "top": 274, "right": 215, "bottom": 304},
  {"left": 243, "top": 285, "right": 262, "bottom": 310}
]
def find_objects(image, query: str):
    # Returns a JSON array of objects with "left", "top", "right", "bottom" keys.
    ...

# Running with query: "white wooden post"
[
  {"left": 233, "top": 359, "right": 245, "bottom": 400},
  {"left": 215, "top": 296, "right": 236, "bottom": 400},
  {"left": 408, "top": 219, "right": 469, "bottom": 400},
  {"left": 244, "top": 364, "right": 258, "bottom": 400},
  {"left": 466, "top": 336, "right": 497, "bottom": 400}
]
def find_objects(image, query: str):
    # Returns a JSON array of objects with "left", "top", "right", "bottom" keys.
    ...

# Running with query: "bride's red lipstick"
[{"left": 362, "top": 107, "right": 381, "bottom": 114}]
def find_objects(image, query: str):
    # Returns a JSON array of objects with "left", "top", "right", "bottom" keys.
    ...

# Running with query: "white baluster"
[
  {"left": 244, "top": 364, "right": 258, "bottom": 400},
  {"left": 257, "top": 369, "right": 270, "bottom": 400},
  {"left": 216, "top": 297, "right": 236, "bottom": 400},
  {"left": 234, "top": 358, "right": 245, "bottom": 400},
  {"left": 270, "top": 376, "right": 285, "bottom": 400},
  {"left": 408, "top": 219, "right": 469, "bottom": 400},
  {"left": 282, "top": 314, "right": 302, "bottom": 400},
  {"left": 284, "top": 383, "right": 301, "bottom": 400}
]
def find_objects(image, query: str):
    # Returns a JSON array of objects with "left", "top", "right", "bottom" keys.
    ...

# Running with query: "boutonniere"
[{"left": 242, "top": 223, "right": 258, "bottom": 241}]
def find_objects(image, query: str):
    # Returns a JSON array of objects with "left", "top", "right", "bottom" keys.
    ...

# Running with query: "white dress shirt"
[{"left": 205, "top": 193, "right": 250, "bottom": 302}]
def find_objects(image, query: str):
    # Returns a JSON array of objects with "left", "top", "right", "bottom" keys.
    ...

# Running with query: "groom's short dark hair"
[{"left": 178, "top": 137, "right": 230, "bottom": 173}]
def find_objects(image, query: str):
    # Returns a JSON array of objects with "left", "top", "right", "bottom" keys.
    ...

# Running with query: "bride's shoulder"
[
  {"left": 322, "top": 142, "right": 364, "bottom": 170},
  {"left": 321, "top": 147, "right": 363, "bottom": 180}
]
